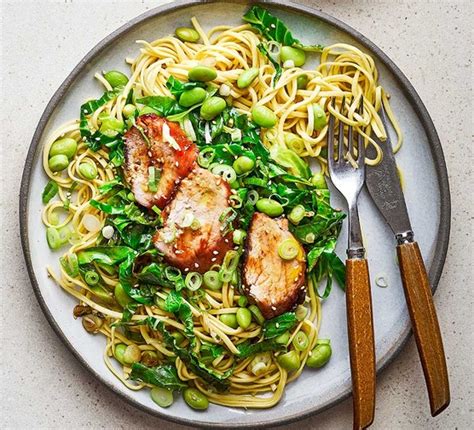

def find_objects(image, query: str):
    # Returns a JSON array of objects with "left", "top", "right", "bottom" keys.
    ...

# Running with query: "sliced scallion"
[
  {"left": 42, "top": 180, "right": 59, "bottom": 204},
  {"left": 165, "top": 266, "right": 182, "bottom": 282},
  {"left": 185, "top": 272, "right": 203, "bottom": 291},
  {"left": 211, "top": 164, "right": 237, "bottom": 183},
  {"left": 84, "top": 270, "right": 100, "bottom": 286},
  {"left": 203, "top": 270, "right": 223, "bottom": 291},
  {"left": 148, "top": 167, "right": 158, "bottom": 193},
  {"left": 278, "top": 239, "right": 299, "bottom": 260}
]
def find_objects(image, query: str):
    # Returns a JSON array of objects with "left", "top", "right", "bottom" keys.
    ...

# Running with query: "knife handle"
[
  {"left": 397, "top": 241, "right": 450, "bottom": 416},
  {"left": 346, "top": 258, "right": 376, "bottom": 430}
]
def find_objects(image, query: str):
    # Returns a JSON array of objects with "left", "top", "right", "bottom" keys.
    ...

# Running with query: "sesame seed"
[
  {"left": 194, "top": 262, "right": 199, "bottom": 268},
  {"left": 272, "top": 306, "right": 277, "bottom": 311},
  {"left": 224, "top": 239, "right": 229, "bottom": 243},
  {"left": 294, "top": 277, "right": 299, "bottom": 282},
  {"left": 175, "top": 161, "right": 179, "bottom": 167},
  {"left": 211, "top": 257, "right": 217, "bottom": 262},
  {"left": 184, "top": 268, "right": 189, "bottom": 272},
  {"left": 212, "top": 250, "right": 219, "bottom": 255},
  {"left": 275, "top": 322, "right": 279, "bottom": 327},
  {"left": 147, "top": 151, "right": 152, "bottom": 157}
]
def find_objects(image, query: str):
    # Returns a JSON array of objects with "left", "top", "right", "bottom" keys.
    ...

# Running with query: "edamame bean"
[
  {"left": 151, "top": 387, "right": 174, "bottom": 408},
  {"left": 281, "top": 46, "right": 306, "bottom": 67},
  {"left": 311, "top": 172, "right": 327, "bottom": 189},
  {"left": 312, "top": 104, "right": 327, "bottom": 130},
  {"left": 256, "top": 198, "right": 283, "bottom": 217},
  {"left": 232, "top": 229, "right": 247, "bottom": 245},
  {"left": 200, "top": 96, "right": 226, "bottom": 120},
  {"left": 233, "top": 155, "right": 255, "bottom": 174},
  {"left": 122, "top": 104, "right": 136, "bottom": 118},
  {"left": 175, "top": 27, "right": 200, "bottom": 43},
  {"left": 296, "top": 74, "right": 309, "bottom": 89},
  {"left": 277, "top": 350, "right": 301, "bottom": 371},
  {"left": 114, "top": 283, "right": 133, "bottom": 308},
  {"left": 220, "top": 313, "right": 238, "bottom": 329},
  {"left": 183, "top": 388, "right": 209, "bottom": 410},
  {"left": 171, "top": 331, "right": 185, "bottom": 345},
  {"left": 49, "top": 138, "right": 77, "bottom": 160},
  {"left": 179, "top": 87, "right": 207, "bottom": 107},
  {"left": 123, "top": 344, "right": 141, "bottom": 364},
  {"left": 48, "top": 154, "right": 69, "bottom": 172},
  {"left": 104, "top": 70, "right": 129, "bottom": 88},
  {"left": 306, "top": 341, "right": 332, "bottom": 368},
  {"left": 236, "top": 308, "right": 252, "bottom": 329},
  {"left": 100, "top": 117, "right": 124, "bottom": 136},
  {"left": 114, "top": 343, "right": 127, "bottom": 364},
  {"left": 237, "top": 295, "right": 248, "bottom": 307},
  {"left": 188, "top": 65, "right": 217, "bottom": 82},
  {"left": 237, "top": 68, "right": 259, "bottom": 89},
  {"left": 203, "top": 270, "right": 223, "bottom": 291},
  {"left": 251, "top": 105, "right": 277, "bottom": 128},
  {"left": 78, "top": 162, "right": 98, "bottom": 180}
]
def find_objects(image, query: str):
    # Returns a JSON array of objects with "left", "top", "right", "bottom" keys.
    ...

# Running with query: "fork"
[{"left": 327, "top": 97, "right": 376, "bottom": 430}]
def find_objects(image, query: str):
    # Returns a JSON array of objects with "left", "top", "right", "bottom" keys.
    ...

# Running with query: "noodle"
[{"left": 41, "top": 14, "right": 401, "bottom": 409}]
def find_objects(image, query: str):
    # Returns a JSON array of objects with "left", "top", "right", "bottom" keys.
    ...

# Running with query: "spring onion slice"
[
  {"left": 197, "top": 147, "right": 215, "bottom": 168},
  {"left": 278, "top": 239, "right": 299, "bottom": 260},
  {"left": 185, "top": 272, "right": 203, "bottom": 291},
  {"left": 211, "top": 164, "right": 237, "bottom": 183},
  {"left": 84, "top": 270, "right": 100, "bottom": 286},
  {"left": 148, "top": 167, "right": 158, "bottom": 192},
  {"left": 203, "top": 270, "right": 222, "bottom": 291}
]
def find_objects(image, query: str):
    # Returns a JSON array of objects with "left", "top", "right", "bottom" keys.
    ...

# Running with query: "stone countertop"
[{"left": 1, "top": 0, "right": 472, "bottom": 429}]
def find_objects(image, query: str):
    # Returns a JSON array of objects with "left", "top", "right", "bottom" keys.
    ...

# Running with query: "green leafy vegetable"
[
  {"left": 257, "top": 43, "right": 282, "bottom": 84},
  {"left": 130, "top": 363, "right": 187, "bottom": 391},
  {"left": 263, "top": 312, "right": 297, "bottom": 339},
  {"left": 236, "top": 339, "right": 285, "bottom": 359},
  {"left": 243, "top": 6, "right": 324, "bottom": 52},
  {"left": 137, "top": 96, "right": 185, "bottom": 117},
  {"left": 77, "top": 246, "right": 136, "bottom": 266},
  {"left": 166, "top": 76, "right": 206, "bottom": 98},
  {"left": 137, "top": 263, "right": 186, "bottom": 291},
  {"left": 164, "top": 290, "right": 195, "bottom": 341}
]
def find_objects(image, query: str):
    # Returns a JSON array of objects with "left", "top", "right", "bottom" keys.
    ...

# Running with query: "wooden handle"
[
  {"left": 397, "top": 241, "right": 450, "bottom": 416},
  {"left": 346, "top": 258, "right": 376, "bottom": 430}
]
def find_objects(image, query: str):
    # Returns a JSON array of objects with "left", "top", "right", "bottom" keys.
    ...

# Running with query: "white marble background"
[{"left": 1, "top": 0, "right": 472, "bottom": 429}]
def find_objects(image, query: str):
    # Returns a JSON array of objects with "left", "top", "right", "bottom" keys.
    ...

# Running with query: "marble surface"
[{"left": 1, "top": 0, "right": 472, "bottom": 429}]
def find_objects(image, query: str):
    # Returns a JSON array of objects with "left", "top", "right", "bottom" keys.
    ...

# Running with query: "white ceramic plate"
[{"left": 20, "top": 1, "right": 450, "bottom": 427}]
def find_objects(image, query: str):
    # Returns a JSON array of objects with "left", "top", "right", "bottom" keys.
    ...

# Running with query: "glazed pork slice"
[
  {"left": 123, "top": 114, "right": 197, "bottom": 209},
  {"left": 153, "top": 167, "right": 234, "bottom": 273},
  {"left": 242, "top": 213, "right": 306, "bottom": 319}
]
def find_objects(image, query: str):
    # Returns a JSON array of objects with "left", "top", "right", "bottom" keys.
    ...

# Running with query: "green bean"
[
  {"left": 114, "top": 283, "right": 133, "bottom": 308},
  {"left": 103, "top": 70, "right": 129, "bottom": 88},
  {"left": 249, "top": 305, "right": 265, "bottom": 325},
  {"left": 78, "top": 162, "right": 98, "bottom": 180},
  {"left": 48, "top": 154, "right": 69, "bottom": 172},
  {"left": 311, "top": 172, "right": 327, "bottom": 189},
  {"left": 188, "top": 65, "right": 217, "bottom": 82},
  {"left": 114, "top": 343, "right": 127, "bottom": 364},
  {"left": 281, "top": 46, "right": 306, "bottom": 67},
  {"left": 203, "top": 270, "right": 223, "bottom": 291},
  {"left": 277, "top": 350, "right": 300, "bottom": 371},
  {"left": 82, "top": 314, "right": 103, "bottom": 333},
  {"left": 179, "top": 87, "right": 207, "bottom": 107},
  {"left": 200, "top": 96, "right": 226, "bottom": 120},
  {"left": 237, "top": 68, "right": 259, "bottom": 88},
  {"left": 151, "top": 387, "right": 174, "bottom": 408},
  {"left": 292, "top": 331, "right": 309, "bottom": 351},
  {"left": 256, "top": 198, "right": 283, "bottom": 217},
  {"left": 123, "top": 344, "right": 141, "bottom": 364},
  {"left": 183, "top": 388, "right": 209, "bottom": 410},
  {"left": 49, "top": 138, "right": 77, "bottom": 160},
  {"left": 233, "top": 155, "right": 255, "bottom": 174},
  {"left": 232, "top": 229, "right": 247, "bottom": 245},
  {"left": 236, "top": 308, "right": 252, "bottom": 329},
  {"left": 288, "top": 204, "right": 306, "bottom": 225},
  {"left": 296, "top": 74, "right": 309, "bottom": 89},
  {"left": 122, "top": 104, "right": 136, "bottom": 118},
  {"left": 312, "top": 104, "right": 327, "bottom": 130},
  {"left": 175, "top": 27, "right": 200, "bottom": 43},
  {"left": 306, "top": 340, "right": 332, "bottom": 368},
  {"left": 220, "top": 313, "right": 238, "bottom": 329},
  {"left": 251, "top": 105, "right": 277, "bottom": 128},
  {"left": 275, "top": 331, "right": 290, "bottom": 345},
  {"left": 237, "top": 295, "right": 248, "bottom": 308},
  {"left": 42, "top": 180, "right": 59, "bottom": 204}
]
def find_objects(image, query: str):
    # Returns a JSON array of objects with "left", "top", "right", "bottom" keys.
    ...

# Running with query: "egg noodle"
[{"left": 42, "top": 14, "right": 401, "bottom": 409}]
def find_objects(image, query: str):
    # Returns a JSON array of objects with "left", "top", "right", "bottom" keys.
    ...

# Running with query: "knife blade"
[
  {"left": 365, "top": 105, "right": 450, "bottom": 417},
  {"left": 365, "top": 107, "right": 412, "bottom": 240}
]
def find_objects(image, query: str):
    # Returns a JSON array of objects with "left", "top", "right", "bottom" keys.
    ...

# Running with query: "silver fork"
[{"left": 327, "top": 97, "right": 376, "bottom": 430}]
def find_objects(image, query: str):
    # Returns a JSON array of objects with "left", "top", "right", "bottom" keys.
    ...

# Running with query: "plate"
[{"left": 20, "top": 0, "right": 450, "bottom": 427}]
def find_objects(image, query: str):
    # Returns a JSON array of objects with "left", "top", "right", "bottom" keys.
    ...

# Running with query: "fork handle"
[
  {"left": 397, "top": 241, "right": 450, "bottom": 416},
  {"left": 346, "top": 258, "right": 376, "bottom": 430}
]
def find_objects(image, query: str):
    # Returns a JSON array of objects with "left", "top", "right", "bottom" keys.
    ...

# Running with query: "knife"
[{"left": 365, "top": 106, "right": 450, "bottom": 416}]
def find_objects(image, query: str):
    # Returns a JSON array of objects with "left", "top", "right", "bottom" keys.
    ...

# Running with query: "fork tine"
[
  {"left": 338, "top": 96, "right": 345, "bottom": 161},
  {"left": 357, "top": 96, "right": 365, "bottom": 162},
  {"left": 328, "top": 98, "right": 336, "bottom": 167}
]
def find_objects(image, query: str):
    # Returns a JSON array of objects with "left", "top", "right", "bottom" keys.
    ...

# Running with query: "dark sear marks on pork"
[
  {"left": 153, "top": 167, "right": 234, "bottom": 274},
  {"left": 242, "top": 213, "right": 306, "bottom": 319},
  {"left": 123, "top": 114, "right": 197, "bottom": 209}
]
